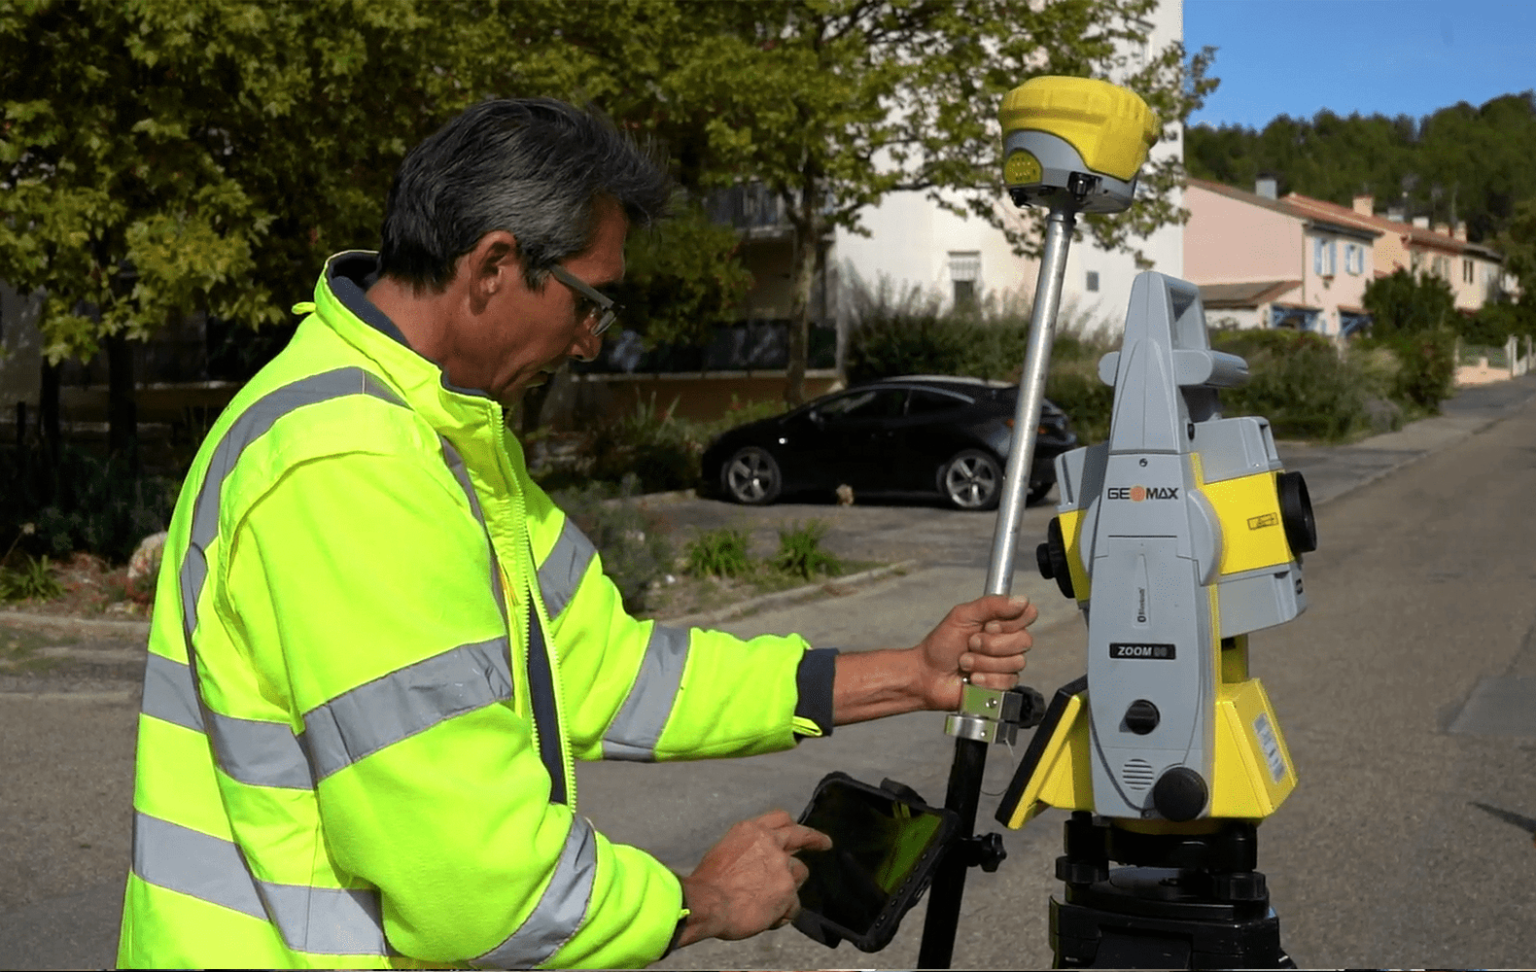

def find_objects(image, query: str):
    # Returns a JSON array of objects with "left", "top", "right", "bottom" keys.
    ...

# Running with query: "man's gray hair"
[{"left": 378, "top": 98, "right": 671, "bottom": 291}]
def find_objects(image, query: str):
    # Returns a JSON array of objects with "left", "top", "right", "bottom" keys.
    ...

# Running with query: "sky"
[{"left": 1184, "top": 0, "right": 1536, "bottom": 131}]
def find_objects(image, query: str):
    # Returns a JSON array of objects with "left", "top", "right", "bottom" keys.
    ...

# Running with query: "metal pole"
[
  {"left": 917, "top": 203, "right": 1079, "bottom": 969},
  {"left": 986, "top": 204, "right": 1077, "bottom": 595}
]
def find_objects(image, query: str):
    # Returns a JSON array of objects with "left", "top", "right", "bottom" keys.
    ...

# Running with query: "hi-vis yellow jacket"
[{"left": 117, "top": 252, "right": 833, "bottom": 969}]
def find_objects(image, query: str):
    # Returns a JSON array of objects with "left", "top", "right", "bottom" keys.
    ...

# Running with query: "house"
[
  {"left": 1185, "top": 176, "right": 1510, "bottom": 338},
  {"left": 1184, "top": 176, "right": 1381, "bottom": 337},
  {"left": 1278, "top": 193, "right": 1508, "bottom": 312}
]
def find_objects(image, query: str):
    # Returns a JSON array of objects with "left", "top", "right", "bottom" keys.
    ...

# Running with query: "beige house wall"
[{"left": 1184, "top": 185, "right": 1299, "bottom": 284}]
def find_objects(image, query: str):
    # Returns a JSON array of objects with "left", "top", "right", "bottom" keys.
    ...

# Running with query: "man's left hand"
[{"left": 914, "top": 594, "right": 1038, "bottom": 711}]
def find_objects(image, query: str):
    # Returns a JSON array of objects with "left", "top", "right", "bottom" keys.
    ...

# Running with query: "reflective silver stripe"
[
  {"left": 170, "top": 368, "right": 406, "bottom": 791},
  {"left": 141, "top": 652, "right": 203, "bottom": 733},
  {"left": 538, "top": 518, "right": 596, "bottom": 620},
  {"left": 207, "top": 709, "right": 318, "bottom": 790},
  {"left": 132, "top": 811, "right": 389, "bottom": 956},
  {"left": 600, "top": 625, "right": 690, "bottom": 761},
  {"left": 473, "top": 815, "right": 598, "bottom": 969},
  {"left": 302, "top": 637, "right": 514, "bottom": 782}
]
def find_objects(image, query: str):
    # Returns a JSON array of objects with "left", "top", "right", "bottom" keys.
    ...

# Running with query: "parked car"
[{"left": 701, "top": 376, "right": 1077, "bottom": 511}]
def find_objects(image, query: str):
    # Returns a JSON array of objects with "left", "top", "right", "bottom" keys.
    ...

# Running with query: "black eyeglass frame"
[{"left": 547, "top": 264, "right": 621, "bottom": 336}]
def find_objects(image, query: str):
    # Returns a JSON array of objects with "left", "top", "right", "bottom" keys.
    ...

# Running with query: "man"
[{"left": 117, "top": 98, "right": 1038, "bottom": 969}]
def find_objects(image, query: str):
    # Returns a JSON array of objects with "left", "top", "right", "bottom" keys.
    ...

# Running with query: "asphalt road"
[{"left": 4, "top": 373, "right": 1536, "bottom": 969}]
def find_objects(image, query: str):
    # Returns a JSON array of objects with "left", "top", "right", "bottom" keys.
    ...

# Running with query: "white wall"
[{"left": 833, "top": 0, "right": 1185, "bottom": 340}]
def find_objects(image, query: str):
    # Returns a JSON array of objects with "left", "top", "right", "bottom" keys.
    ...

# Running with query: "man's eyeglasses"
[{"left": 547, "top": 264, "right": 621, "bottom": 336}]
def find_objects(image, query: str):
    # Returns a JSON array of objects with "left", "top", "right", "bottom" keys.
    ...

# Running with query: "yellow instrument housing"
[{"left": 1000, "top": 76, "right": 1159, "bottom": 183}]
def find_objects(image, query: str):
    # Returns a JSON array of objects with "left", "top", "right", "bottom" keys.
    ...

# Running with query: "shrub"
[
  {"left": 684, "top": 528, "right": 752, "bottom": 579},
  {"left": 1211, "top": 331, "right": 1369, "bottom": 441},
  {"left": 0, "top": 553, "right": 63, "bottom": 602},
  {"left": 1045, "top": 358, "right": 1116, "bottom": 445},
  {"left": 548, "top": 476, "right": 674, "bottom": 614},
  {"left": 771, "top": 520, "right": 843, "bottom": 581},
  {"left": 584, "top": 395, "right": 703, "bottom": 494},
  {"left": 0, "top": 446, "right": 178, "bottom": 565},
  {"left": 1371, "top": 328, "right": 1457, "bottom": 411}
]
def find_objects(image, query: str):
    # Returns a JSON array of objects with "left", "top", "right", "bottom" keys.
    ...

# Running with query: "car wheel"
[
  {"left": 722, "top": 447, "right": 783, "bottom": 505},
  {"left": 940, "top": 449, "right": 1002, "bottom": 511}
]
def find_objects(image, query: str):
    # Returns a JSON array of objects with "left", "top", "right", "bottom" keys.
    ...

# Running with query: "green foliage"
[
  {"left": 618, "top": 202, "right": 754, "bottom": 348},
  {"left": 771, "top": 520, "right": 842, "bottom": 581},
  {"left": 1462, "top": 299, "right": 1536, "bottom": 345},
  {"left": 1363, "top": 270, "right": 1457, "bottom": 335},
  {"left": 0, "top": 446, "right": 177, "bottom": 564},
  {"left": 584, "top": 395, "right": 702, "bottom": 494},
  {"left": 684, "top": 528, "right": 751, "bottom": 579},
  {"left": 1367, "top": 329, "right": 1457, "bottom": 412},
  {"left": 843, "top": 274, "right": 1112, "bottom": 386},
  {"left": 1216, "top": 331, "right": 1369, "bottom": 441},
  {"left": 548, "top": 476, "right": 674, "bottom": 614},
  {"left": 1045, "top": 359, "right": 1116, "bottom": 446},
  {"left": 0, "top": 554, "right": 63, "bottom": 603}
]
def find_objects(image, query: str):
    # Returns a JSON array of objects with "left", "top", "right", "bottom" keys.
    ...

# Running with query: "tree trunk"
[
  {"left": 105, "top": 332, "right": 138, "bottom": 471},
  {"left": 39, "top": 358, "right": 61, "bottom": 471},
  {"left": 785, "top": 224, "right": 821, "bottom": 407}
]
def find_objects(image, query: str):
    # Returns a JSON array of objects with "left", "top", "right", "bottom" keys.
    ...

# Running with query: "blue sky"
[{"left": 1184, "top": 0, "right": 1536, "bottom": 130}]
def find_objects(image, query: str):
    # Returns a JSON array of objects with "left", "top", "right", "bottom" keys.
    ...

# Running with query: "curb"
[
  {"left": 0, "top": 609, "right": 151, "bottom": 639},
  {"left": 659, "top": 559, "right": 921, "bottom": 628}
]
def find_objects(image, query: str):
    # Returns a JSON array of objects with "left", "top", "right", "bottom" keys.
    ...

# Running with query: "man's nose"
[{"left": 568, "top": 327, "right": 602, "bottom": 363}]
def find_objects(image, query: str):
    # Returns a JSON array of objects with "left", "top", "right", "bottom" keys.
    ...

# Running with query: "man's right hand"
[{"left": 675, "top": 810, "right": 832, "bottom": 948}]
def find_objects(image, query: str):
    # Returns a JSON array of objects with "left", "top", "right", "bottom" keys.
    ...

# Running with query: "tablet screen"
[{"left": 796, "top": 780, "right": 949, "bottom": 936}]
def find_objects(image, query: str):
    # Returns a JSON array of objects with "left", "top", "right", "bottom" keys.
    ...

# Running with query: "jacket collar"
[{"left": 314, "top": 250, "right": 506, "bottom": 437}]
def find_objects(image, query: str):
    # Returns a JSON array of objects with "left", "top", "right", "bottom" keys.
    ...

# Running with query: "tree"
[
  {"left": 0, "top": 0, "right": 491, "bottom": 461},
  {"left": 622, "top": 0, "right": 1215, "bottom": 404},
  {"left": 1362, "top": 268, "right": 1456, "bottom": 335}
]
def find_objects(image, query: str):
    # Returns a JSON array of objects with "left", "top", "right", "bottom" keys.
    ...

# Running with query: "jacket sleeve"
[
  {"left": 226, "top": 449, "right": 684, "bottom": 968},
  {"left": 524, "top": 480, "right": 836, "bottom": 763}
]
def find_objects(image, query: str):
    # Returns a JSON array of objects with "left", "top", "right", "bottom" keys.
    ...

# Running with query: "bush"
[
  {"left": 0, "top": 553, "right": 63, "bottom": 602},
  {"left": 1045, "top": 358, "right": 1116, "bottom": 445},
  {"left": 771, "top": 520, "right": 843, "bottom": 581},
  {"left": 1220, "top": 334, "right": 1369, "bottom": 441},
  {"left": 548, "top": 476, "right": 674, "bottom": 614},
  {"left": 583, "top": 395, "right": 703, "bottom": 494},
  {"left": 1369, "top": 329, "right": 1457, "bottom": 411},
  {"left": 0, "top": 446, "right": 178, "bottom": 565},
  {"left": 842, "top": 273, "right": 1113, "bottom": 385},
  {"left": 684, "top": 528, "right": 751, "bottom": 579}
]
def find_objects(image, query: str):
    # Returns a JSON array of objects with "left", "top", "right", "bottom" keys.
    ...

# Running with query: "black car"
[{"left": 701, "top": 376, "right": 1077, "bottom": 511}]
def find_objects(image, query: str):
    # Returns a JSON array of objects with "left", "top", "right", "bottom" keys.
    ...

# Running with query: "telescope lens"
[{"left": 1276, "top": 472, "right": 1317, "bottom": 555}]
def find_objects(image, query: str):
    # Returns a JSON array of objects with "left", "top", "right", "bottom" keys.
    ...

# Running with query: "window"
[
  {"left": 1463, "top": 259, "right": 1475, "bottom": 283},
  {"left": 1313, "top": 237, "right": 1336, "bottom": 276},
  {"left": 1432, "top": 255, "right": 1450, "bottom": 280},
  {"left": 816, "top": 389, "right": 906, "bottom": 422},
  {"left": 907, "top": 389, "right": 970, "bottom": 415},
  {"left": 1086, "top": 271, "right": 1100, "bottom": 292},
  {"left": 949, "top": 251, "right": 980, "bottom": 309},
  {"left": 1344, "top": 244, "right": 1365, "bottom": 275}
]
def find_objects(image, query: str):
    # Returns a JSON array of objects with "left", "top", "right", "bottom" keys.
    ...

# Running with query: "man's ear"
[{"left": 464, "top": 230, "right": 520, "bottom": 298}]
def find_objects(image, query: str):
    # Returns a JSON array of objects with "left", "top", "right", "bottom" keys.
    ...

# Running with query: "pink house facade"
[{"left": 1184, "top": 177, "right": 1379, "bottom": 337}]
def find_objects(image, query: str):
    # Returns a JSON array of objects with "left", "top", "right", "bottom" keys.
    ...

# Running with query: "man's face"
[{"left": 460, "top": 198, "right": 627, "bottom": 407}]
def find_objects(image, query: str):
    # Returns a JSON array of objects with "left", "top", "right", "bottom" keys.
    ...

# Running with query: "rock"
[
  {"left": 836, "top": 484, "right": 855, "bottom": 506},
  {"left": 126, "top": 532, "right": 168, "bottom": 605}
]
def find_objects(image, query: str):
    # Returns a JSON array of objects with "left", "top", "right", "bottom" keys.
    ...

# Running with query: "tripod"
[{"left": 1050, "top": 812, "right": 1294, "bottom": 969}]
